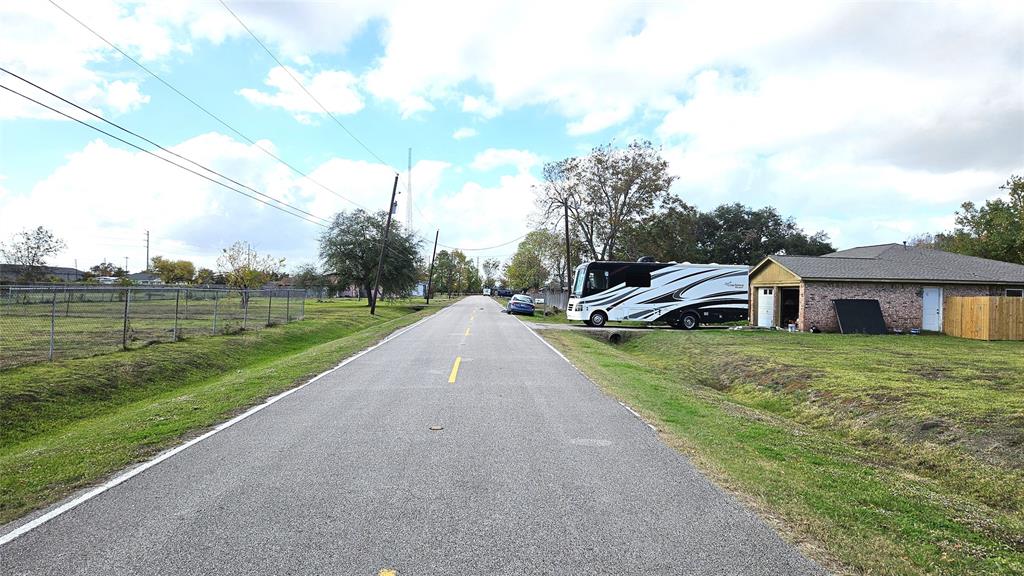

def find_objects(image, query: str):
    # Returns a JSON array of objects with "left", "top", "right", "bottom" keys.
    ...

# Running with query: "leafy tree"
[
  {"left": 151, "top": 256, "right": 195, "bottom": 284},
  {"left": 482, "top": 258, "right": 501, "bottom": 288},
  {"left": 193, "top": 267, "right": 216, "bottom": 286},
  {"left": 948, "top": 175, "right": 1023, "bottom": 264},
  {"left": 217, "top": 241, "right": 284, "bottom": 295},
  {"left": 88, "top": 261, "right": 128, "bottom": 278},
  {"left": 537, "top": 140, "right": 676, "bottom": 261},
  {"left": 908, "top": 175, "right": 1023, "bottom": 265},
  {"left": 518, "top": 229, "right": 573, "bottom": 289},
  {"left": 618, "top": 196, "right": 702, "bottom": 263},
  {"left": 430, "top": 249, "right": 480, "bottom": 296},
  {"left": 1, "top": 226, "right": 66, "bottom": 282},
  {"left": 505, "top": 242, "right": 550, "bottom": 291},
  {"left": 695, "top": 203, "right": 833, "bottom": 265},
  {"left": 292, "top": 263, "right": 323, "bottom": 289},
  {"left": 319, "top": 209, "right": 422, "bottom": 306}
]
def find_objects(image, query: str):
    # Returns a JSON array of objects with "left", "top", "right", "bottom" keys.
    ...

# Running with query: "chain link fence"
[{"left": 0, "top": 286, "right": 305, "bottom": 369}]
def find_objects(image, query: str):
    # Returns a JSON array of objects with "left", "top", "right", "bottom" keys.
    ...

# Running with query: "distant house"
[
  {"left": 749, "top": 244, "right": 1024, "bottom": 332},
  {"left": 127, "top": 271, "right": 162, "bottom": 285},
  {"left": 0, "top": 264, "right": 84, "bottom": 283}
]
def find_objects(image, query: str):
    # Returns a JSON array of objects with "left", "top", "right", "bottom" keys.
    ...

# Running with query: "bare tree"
[
  {"left": 536, "top": 140, "right": 675, "bottom": 261},
  {"left": 0, "top": 226, "right": 66, "bottom": 282}
]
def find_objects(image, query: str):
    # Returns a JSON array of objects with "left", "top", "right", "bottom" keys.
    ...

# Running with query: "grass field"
[
  {"left": 541, "top": 329, "right": 1024, "bottom": 575},
  {"left": 0, "top": 298, "right": 451, "bottom": 525},
  {"left": 0, "top": 289, "right": 304, "bottom": 368}
]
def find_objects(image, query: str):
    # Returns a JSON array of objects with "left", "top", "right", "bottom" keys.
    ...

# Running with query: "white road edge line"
[
  {"left": 512, "top": 314, "right": 658, "bottom": 433},
  {"left": 0, "top": 306, "right": 447, "bottom": 547}
]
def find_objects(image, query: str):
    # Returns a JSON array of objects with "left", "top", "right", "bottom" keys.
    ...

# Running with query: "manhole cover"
[{"left": 429, "top": 425, "right": 444, "bottom": 431}]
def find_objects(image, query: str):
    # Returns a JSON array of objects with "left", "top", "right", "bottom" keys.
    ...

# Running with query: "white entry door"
[
  {"left": 757, "top": 287, "right": 775, "bottom": 327},
  {"left": 922, "top": 286, "right": 943, "bottom": 331}
]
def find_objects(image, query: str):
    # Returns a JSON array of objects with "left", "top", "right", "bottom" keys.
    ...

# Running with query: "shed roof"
[{"left": 762, "top": 244, "right": 1024, "bottom": 284}]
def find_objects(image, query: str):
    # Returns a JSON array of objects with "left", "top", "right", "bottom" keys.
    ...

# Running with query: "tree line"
[
  {"left": 910, "top": 174, "right": 1023, "bottom": 265},
  {"left": 503, "top": 140, "right": 833, "bottom": 291}
]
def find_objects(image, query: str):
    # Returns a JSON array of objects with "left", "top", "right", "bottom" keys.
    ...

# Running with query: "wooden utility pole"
[
  {"left": 370, "top": 174, "right": 400, "bottom": 315},
  {"left": 426, "top": 229, "right": 438, "bottom": 304},
  {"left": 564, "top": 202, "right": 572, "bottom": 291}
]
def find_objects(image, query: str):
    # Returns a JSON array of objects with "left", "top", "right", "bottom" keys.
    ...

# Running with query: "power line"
[
  {"left": 47, "top": 0, "right": 369, "bottom": 212},
  {"left": 439, "top": 233, "right": 529, "bottom": 252},
  {"left": 219, "top": 0, "right": 395, "bottom": 171},
  {"left": 1, "top": 67, "right": 331, "bottom": 227},
  {"left": 0, "top": 82, "right": 328, "bottom": 228}
]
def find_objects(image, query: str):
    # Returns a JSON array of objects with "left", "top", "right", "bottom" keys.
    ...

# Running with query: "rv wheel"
[
  {"left": 680, "top": 312, "right": 700, "bottom": 330},
  {"left": 589, "top": 310, "right": 608, "bottom": 328}
]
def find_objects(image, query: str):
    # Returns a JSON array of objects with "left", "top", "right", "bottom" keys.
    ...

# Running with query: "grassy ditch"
[
  {"left": 0, "top": 299, "right": 448, "bottom": 525},
  {"left": 541, "top": 329, "right": 1024, "bottom": 575}
]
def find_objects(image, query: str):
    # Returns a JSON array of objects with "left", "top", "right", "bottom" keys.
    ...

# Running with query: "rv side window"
[
  {"left": 625, "top": 269, "right": 651, "bottom": 287},
  {"left": 587, "top": 270, "right": 608, "bottom": 293}
]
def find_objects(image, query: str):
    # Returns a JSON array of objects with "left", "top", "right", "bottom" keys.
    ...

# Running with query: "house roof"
[
  {"left": 0, "top": 264, "right": 84, "bottom": 275},
  {"left": 763, "top": 244, "right": 1024, "bottom": 284}
]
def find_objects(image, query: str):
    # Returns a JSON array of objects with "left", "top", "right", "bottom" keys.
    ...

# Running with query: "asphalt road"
[{"left": 1, "top": 295, "right": 822, "bottom": 575}]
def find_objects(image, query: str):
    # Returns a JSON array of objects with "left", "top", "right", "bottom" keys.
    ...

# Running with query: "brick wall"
[{"left": 800, "top": 282, "right": 996, "bottom": 332}]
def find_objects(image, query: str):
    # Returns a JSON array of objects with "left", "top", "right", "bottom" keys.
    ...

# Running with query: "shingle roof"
[{"left": 768, "top": 244, "right": 1024, "bottom": 284}]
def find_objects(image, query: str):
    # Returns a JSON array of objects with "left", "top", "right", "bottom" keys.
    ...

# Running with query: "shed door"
[
  {"left": 757, "top": 287, "right": 775, "bottom": 327},
  {"left": 922, "top": 286, "right": 943, "bottom": 331}
]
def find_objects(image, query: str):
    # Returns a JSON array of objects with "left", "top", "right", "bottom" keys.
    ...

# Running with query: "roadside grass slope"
[
  {"left": 542, "top": 329, "right": 1024, "bottom": 575},
  {"left": 0, "top": 299, "right": 449, "bottom": 526}
]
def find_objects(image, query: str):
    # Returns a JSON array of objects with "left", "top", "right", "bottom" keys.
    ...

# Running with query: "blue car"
[{"left": 505, "top": 294, "right": 535, "bottom": 316}]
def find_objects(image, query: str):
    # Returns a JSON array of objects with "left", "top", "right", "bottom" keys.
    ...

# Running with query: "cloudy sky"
[{"left": 0, "top": 0, "right": 1021, "bottom": 272}]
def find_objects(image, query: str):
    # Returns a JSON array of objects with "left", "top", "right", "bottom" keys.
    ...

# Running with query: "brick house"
[{"left": 748, "top": 244, "right": 1024, "bottom": 332}]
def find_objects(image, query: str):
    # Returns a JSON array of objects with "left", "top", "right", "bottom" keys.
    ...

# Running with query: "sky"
[{"left": 0, "top": 0, "right": 1021, "bottom": 273}]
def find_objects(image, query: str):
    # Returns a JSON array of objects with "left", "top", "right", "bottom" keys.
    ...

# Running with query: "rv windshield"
[{"left": 572, "top": 265, "right": 587, "bottom": 297}]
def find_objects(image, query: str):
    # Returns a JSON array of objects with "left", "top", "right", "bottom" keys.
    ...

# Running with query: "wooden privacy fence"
[{"left": 944, "top": 296, "right": 1024, "bottom": 340}]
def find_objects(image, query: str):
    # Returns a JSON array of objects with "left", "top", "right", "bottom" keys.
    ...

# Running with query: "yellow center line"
[
  {"left": 464, "top": 327, "right": 471, "bottom": 336},
  {"left": 448, "top": 356, "right": 462, "bottom": 383},
  {"left": 379, "top": 570, "right": 397, "bottom": 576}
]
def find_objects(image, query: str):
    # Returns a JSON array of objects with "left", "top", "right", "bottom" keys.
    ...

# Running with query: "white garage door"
[{"left": 757, "top": 287, "right": 775, "bottom": 327}]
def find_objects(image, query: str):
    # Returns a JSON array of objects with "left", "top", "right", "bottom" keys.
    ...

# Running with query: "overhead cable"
[
  {"left": 0, "top": 82, "right": 328, "bottom": 228},
  {"left": 47, "top": 0, "right": 369, "bottom": 211},
  {"left": 1, "top": 67, "right": 331, "bottom": 227},
  {"left": 218, "top": 0, "right": 395, "bottom": 171}
]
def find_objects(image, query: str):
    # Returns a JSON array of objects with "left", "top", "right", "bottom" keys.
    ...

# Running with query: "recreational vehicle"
[{"left": 566, "top": 260, "right": 749, "bottom": 329}]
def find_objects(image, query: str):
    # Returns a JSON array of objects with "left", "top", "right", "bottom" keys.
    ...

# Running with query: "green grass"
[
  {"left": 0, "top": 298, "right": 449, "bottom": 525},
  {"left": 541, "top": 329, "right": 1024, "bottom": 575},
  {"left": 0, "top": 291, "right": 303, "bottom": 368}
]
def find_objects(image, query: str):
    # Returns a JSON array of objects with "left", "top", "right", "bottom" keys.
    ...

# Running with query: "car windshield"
[{"left": 512, "top": 295, "right": 532, "bottom": 303}]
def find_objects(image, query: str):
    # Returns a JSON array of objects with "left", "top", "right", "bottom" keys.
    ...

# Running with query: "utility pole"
[
  {"left": 426, "top": 229, "right": 438, "bottom": 304},
  {"left": 124, "top": 256, "right": 129, "bottom": 274},
  {"left": 407, "top": 148, "right": 413, "bottom": 230},
  {"left": 564, "top": 202, "right": 572, "bottom": 291},
  {"left": 370, "top": 174, "right": 400, "bottom": 316},
  {"left": 144, "top": 230, "right": 150, "bottom": 271}
]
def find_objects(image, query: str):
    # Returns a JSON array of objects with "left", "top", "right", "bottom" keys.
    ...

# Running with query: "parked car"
[
  {"left": 505, "top": 294, "right": 535, "bottom": 316},
  {"left": 495, "top": 288, "right": 513, "bottom": 298}
]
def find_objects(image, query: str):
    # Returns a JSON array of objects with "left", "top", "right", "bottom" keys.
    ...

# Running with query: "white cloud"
[
  {"left": 0, "top": 134, "right": 330, "bottom": 270},
  {"left": 452, "top": 127, "right": 478, "bottom": 140},
  {"left": 471, "top": 149, "right": 540, "bottom": 173},
  {"left": 104, "top": 80, "right": 150, "bottom": 113},
  {"left": 238, "top": 66, "right": 363, "bottom": 121},
  {"left": 461, "top": 95, "right": 501, "bottom": 119}
]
